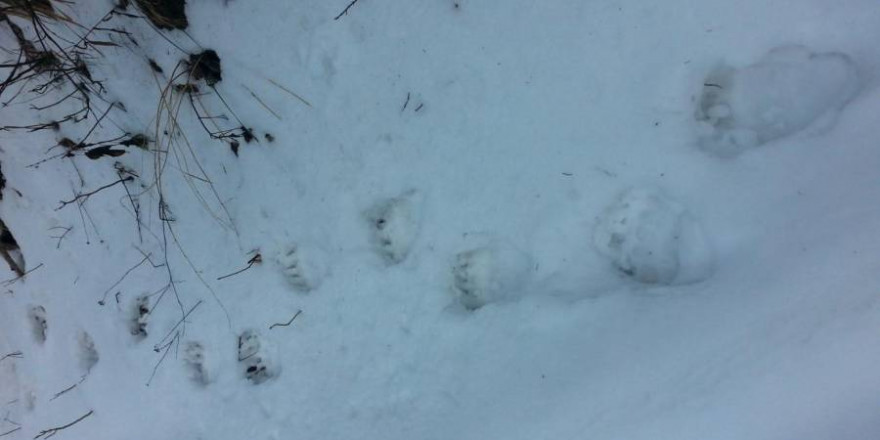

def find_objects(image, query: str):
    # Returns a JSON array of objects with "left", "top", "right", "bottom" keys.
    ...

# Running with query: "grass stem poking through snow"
[{"left": 269, "top": 310, "right": 302, "bottom": 331}]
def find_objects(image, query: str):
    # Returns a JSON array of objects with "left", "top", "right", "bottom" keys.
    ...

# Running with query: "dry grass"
[
  {"left": 133, "top": 0, "right": 187, "bottom": 30},
  {"left": 0, "top": 0, "right": 74, "bottom": 23}
]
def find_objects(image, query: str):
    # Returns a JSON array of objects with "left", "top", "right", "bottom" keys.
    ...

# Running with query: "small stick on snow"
[
  {"left": 0, "top": 352, "right": 22, "bottom": 363},
  {"left": 48, "top": 226, "right": 72, "bottom": 249},
  {"left": 147, "top": 333, "right": 178, "bottom": 387},
  {"left": 267, "top": 79, "right": 312, "bottom": 108},
  {"left": 0, "top": 427, "right": 21, "bottom": 438},
  {"left": 216, "top": 254, "right": 261, "bottom": 281},
  {"left": 270, "top": 310, "right": 302, "bottom": 330},
  {"left": 98, "top": 253, "right": 154, "bottom": 305},
  {"left": 56, "top": 177, "right": 133, "bottom": 211},
  {"left": 49, "top": 377, "right": 85, "bottom": 402},
  {"left": 401, "top": 92, "right": 410, "bottom": 112},
  {"left": 1, "top": 263, "right": 43, "bottom": 287},
  {"left": 154, "top": 300, "right": 204, "bottom": 351},
  {"left": 334, "top": 0, "right": 363, "bottom": 20},
  {"left": 34, "top": 410, "right": 93, "bottom": 439}
]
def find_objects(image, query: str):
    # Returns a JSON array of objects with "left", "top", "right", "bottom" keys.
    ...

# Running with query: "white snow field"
[{"left": 1, "top": 0, "right": 880, "bottom": 439}]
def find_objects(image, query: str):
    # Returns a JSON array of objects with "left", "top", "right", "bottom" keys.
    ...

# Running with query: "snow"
[
  {"left": 592, "top": 187, "right": 713, "bottom": 284},
  {"left": 452, "top": 237, "right": 533, "bottom": 309},
  {"left": 1, "top": 0, "right": 880, "bottom": 439},
  {"left": 276, "top": 243, "right": 330, "bottom": 292},
  {"left": 364, "top": 189, "right": 424, "bottom": 265},
  {"left": 697, "top": 45, "right": 861, "bottom": 156}
]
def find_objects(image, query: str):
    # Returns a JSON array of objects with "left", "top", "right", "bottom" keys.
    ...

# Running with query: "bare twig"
[
  {"left": 34, "top": 410, "right": 93, "bottom": 439},
  {"left": 1, "top": 263, "right": 43, "bottom": 286},
  {"left": 56, "top": 176, "right": 133, "bottom": 210},
  {"left": 154, "top": 300, "right": 203, "bottom": 350},
  {"left": 401, "top": 92, "right": 410, "bottom": 112},
  {"left": 269, "top": 310, "right": 302, "bottom": 330},
  {"left": 49, "top": 375, "right": 85, "bottom": 402},
  {"left": 216, "top": 253, "right": 261, "bottom": 281},
  {"left": 48, "top": 226, "right": 72, "bottom": 249},
  {"left": 0, "top": 427, "right": 21, "bottom": 437},
  {"left": 267, "top": 79, "right": 311, "bottom": 107},
  {"left": 334, "top": 0, "right": 362, "bottom": 20},
  {"left": 147, "top": 332, "right": 177, "bottom": 387},
  {"left": 98, "top": 253, "right": 154, "bottom": 305},
  {"left": 0, "top": 351, "right": 22, "bottom": 363}
]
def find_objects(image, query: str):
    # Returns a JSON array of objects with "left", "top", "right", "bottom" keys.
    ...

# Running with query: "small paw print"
[{"left": 237, "top": 330, "right": 278, "bottom": 384}]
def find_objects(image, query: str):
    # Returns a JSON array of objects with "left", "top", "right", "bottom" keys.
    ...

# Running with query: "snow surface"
[
  {"left": 2, "top": 0, "right": 880, "bottom": 439},
  {"left": 697, "top": 45, "right": 861, "bottom": 156},
  {"left": 592, "top": 186, "right": 713, "bottom": 285}
]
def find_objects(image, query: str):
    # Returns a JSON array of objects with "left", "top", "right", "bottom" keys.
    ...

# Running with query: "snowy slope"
[{"left": 2, "top": 0, "right": 880, "bottom": 439}]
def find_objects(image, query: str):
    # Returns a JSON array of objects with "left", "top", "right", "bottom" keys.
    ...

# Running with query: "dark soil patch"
[
  {"left": 135, "top": 0, "right": 188, "bottom": 30},
  {"left": 188, "top": 49, "right": 222, "bottom": 86}
]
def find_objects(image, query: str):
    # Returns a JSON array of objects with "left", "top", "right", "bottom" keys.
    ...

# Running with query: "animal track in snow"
[
  {"left": 696, "top": 45, "right": 859, "bottom": 156},
  {"left": 365, "top": 190, "right": 423, "bottom": 264},
  {"left": 277, "top": 244, "right": 329, "bottom": 292},
  {"left": 183, "top": 341, "right": 211, "bottom": 385},
  {"left": 237, "top": 330, "right": 278, "bottom": 385},
  {"left": 452, "top": 240, "right": 533, "bottom": 310},
  {"left": 28, "top": 305, "right": 47, "bottom": 343},
  {"left": 130, "top": 295, "right": 150, "bottom": 339},
  {"left": 592, "top": 187, "right": 713, "bottom": 285},
  {"left": 78, "top": 331, "right": 99, "bottom": 373}
]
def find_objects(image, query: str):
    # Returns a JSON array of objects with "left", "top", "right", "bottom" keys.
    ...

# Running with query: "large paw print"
[
  {"left": 592, "top": 187, "right": 713, "bottom": 285},
  {"left": 696, "top": 45, "right": 859, "bottom": 156}
]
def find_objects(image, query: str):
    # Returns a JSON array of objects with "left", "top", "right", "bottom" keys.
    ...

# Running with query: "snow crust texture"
[
  {"left": 593, "top": 188, "right": 713, "bottom": 285},
  {"left": 696, "top": 45, "right": 860, "bottom": 156}
]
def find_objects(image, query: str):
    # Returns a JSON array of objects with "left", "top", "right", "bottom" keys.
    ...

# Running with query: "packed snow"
[{"left": 1, "top": 0, "right": 880, "bottom": 439}]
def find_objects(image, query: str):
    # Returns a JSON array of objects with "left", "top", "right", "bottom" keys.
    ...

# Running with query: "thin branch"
[
  {"left": 267, "top": 79, "right": 311, "bottom": 107},
  {"left": 154, "top": 300, "right": 203, "bottom": 350},
  {"left": 269, "top": 310, "right": 302, "bottom": 330},
  {"left": 56, "top": 176, "right": 132, "bottom": 210},
  {"left": 0, "top": 427, "right": 20, "bottom": 437},
  {"left": 216, "top": 254, "right": 261, "bottom": 281},
  {"left": 0, "top": 352, "right": 22, "bottom": 363},
  {"left": 1, "top": 263, "right": 43, "bottom": 286},
  {"left": 49, "top": 376, "right": 85, "bottom": 402},
  {"left": 334, "top": 0, "right": 362, "bottom": 20},
  {"left": 48, "top": 226, "right": 72, "bottom": 249},
  {"left": 401, "top": 92, "right": 410, "bottom": 112},
  {"left": 147, "top": 333, "right": 177, "bottom": 387},
  {"left": 98, "top": 253, "right": 153, "bottom": 305},
  {"left": 33, "top": 410, "right": 93, "bottom": 439}
]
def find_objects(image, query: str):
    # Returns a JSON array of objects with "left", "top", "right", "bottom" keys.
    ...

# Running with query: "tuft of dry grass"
[
  {"left": 0, "top": 0, "right": 74, "bottom": 23},
  {"left": 134, "top": 0, "right": 187, "bottom": 30}
]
